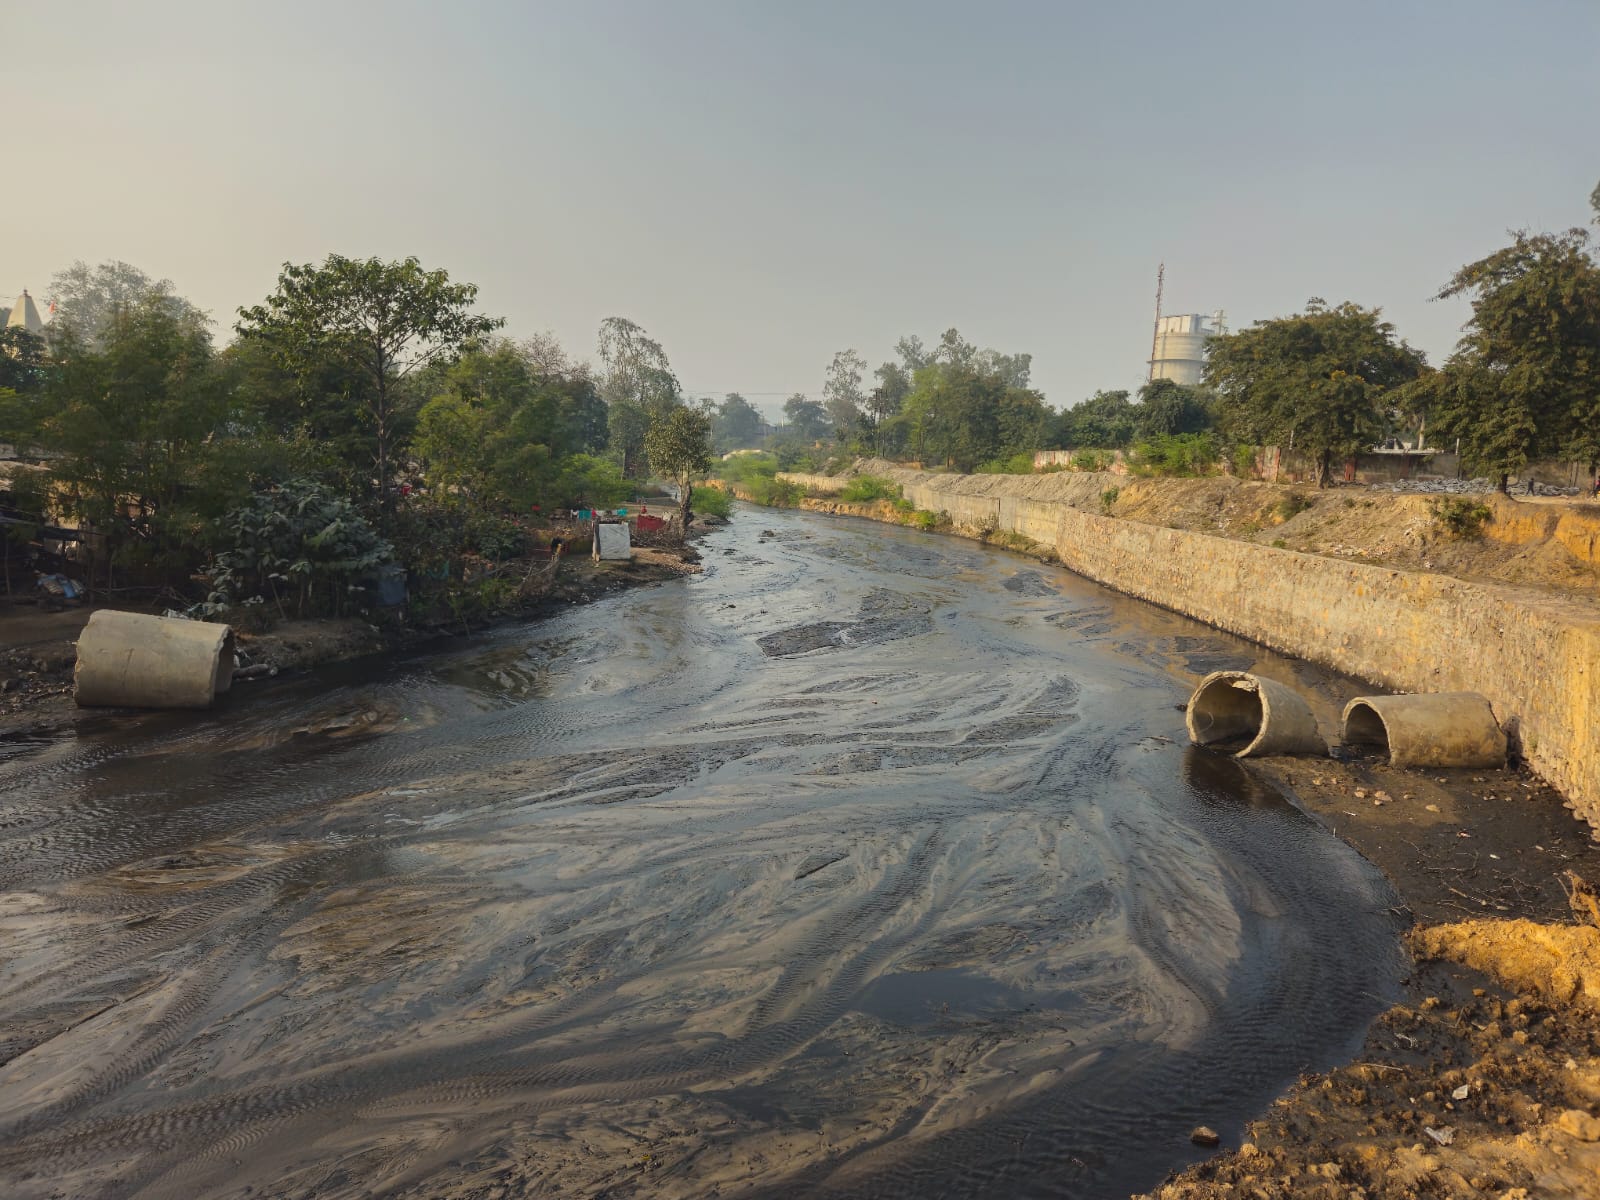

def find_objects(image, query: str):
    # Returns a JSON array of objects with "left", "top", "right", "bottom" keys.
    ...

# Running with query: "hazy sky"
[{"left": 7, "top": 1, "right": 1597, "bottom": 418}]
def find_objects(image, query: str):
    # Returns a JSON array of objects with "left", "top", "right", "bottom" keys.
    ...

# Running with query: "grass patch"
[
  {"left": 838, "top": 474, "right": 902, "bottom": 503},
  {"left": 690, "top": 485, "right": 731, "bottom": 519}
]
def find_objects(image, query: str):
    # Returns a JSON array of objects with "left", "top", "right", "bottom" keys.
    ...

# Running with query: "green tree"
[
  {"left": 598, "top": 317, "right": 679, "bottom": 477},
  {"left": 823, "top": 349, "right": 867, "bottom": 442},
  {"left": 1, "top": 299, "right": 235, "bottom": 586},
  {"left": 713, "top": 392, "right": 765, "bottom": 450},
  {"left": 644, "top": 404, "right": 713, "bottom": 533},
  {"left": 48, "top": 259, "right": 208, "bottom": 350},
  {"left": 1135, "top": 378, "right": 1213, "bottom": 438},
  {"left": 1054, "top": 390, "right": 1136, "bottom": 449},
  {"left": 1415, "top": 229, "right": 1600, "bottom": 489},
  {"left": 1206, "top": 299, "right": 1425, "bottom": 486},
  {"left": 236, "top": 254, "right": 502, "bottom": 513},
  {"left": 0, "top": 328, "right": 50, "bottom": 394},
  {"left": 782, "top": 393, "right": 830, "bottom": 442}
]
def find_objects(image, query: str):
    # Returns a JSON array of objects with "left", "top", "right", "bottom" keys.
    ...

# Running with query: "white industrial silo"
[{"left": 1149, "top": 311, "right": 1225, "bottom": 386}]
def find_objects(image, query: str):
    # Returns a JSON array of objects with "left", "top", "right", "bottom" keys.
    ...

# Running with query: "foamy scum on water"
[{"left": 0, "top": 510, "right": 1404, "bottom": 1198}]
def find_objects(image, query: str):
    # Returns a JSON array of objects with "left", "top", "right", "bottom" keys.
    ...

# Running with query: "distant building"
[
  {"left": 4, "top": 290, "right": 45, "bottom": 337},
  {"left": 1149, "top": 311, "right": 1225, "bottom": 386}
]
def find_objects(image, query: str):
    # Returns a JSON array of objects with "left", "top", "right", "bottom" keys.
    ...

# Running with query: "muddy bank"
[{"left": 0, "top": 546, "right": 700, "bottom": 741}]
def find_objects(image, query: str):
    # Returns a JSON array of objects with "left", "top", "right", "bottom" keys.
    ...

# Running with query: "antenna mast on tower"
[{"left": 1147, "top": 263, "right": 1164, "bottom": 383}]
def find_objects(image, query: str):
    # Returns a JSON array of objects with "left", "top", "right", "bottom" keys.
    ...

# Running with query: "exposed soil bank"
[
  {"left": 0, "top": 546, "right": 700, "bottom": 740},
  {"left": 779, "top": 464, "right": 1600, "bottom": 834}
]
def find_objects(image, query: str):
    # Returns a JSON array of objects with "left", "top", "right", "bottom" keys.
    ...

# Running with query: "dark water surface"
[{"left": 0, "top": 508, "right": 1404, "bottom": 1199}]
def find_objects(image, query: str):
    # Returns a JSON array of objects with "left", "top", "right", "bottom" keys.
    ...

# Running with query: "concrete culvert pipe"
[
  {"left": 75, "top": 611, "right": 235, "bottom": 710},
  {"left": 1185, "top": 670, "right": 1327, "bottom": 758},
  {"left": 1340, "top": 692, "right": 1507, "bottom": 769}
]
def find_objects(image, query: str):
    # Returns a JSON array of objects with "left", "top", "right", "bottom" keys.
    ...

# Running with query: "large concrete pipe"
[
  {"left": 1340, "top": 692, "right": 1506, "bottom": 769},
  {"left": 75, "top": 611, "right": 235, "bottom": 710},
  {"left": 1185, "top": 670, "right": 1327, "bottom": 758}
]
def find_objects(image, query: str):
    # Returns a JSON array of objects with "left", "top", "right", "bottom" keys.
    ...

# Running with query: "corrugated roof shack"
[{"left": 593, "top": 521, "right": 632, "bottom": 562}]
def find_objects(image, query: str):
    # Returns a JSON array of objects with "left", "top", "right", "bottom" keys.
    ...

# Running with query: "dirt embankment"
[{"left": 848, "top": 459, "right": 1600, "bottom": 601}]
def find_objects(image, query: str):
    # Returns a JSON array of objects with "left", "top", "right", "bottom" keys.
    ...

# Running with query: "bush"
[
  {"left": 1275, "top": 492, "right": 1313, "bottom": 521},
  {"left": 1431, "top": 496, "right": 1493, "bottom": 539},
  {"left": 910, "top": 508, "right": 941, "bottom": 530},
  {"left": 974, "top": 452, "right": 1037, "bottom": 475},
  {"left": 212, "top": 478, "right": 394, "bottom": 618},
  {"left": 1100, "top": 486, "right": 1120, "bottom": 513},
  {"left": 1131, "top": 432, "right": 1218, "bottom": 477},
  {"left": 1233, "top": 444, "right": 1257, "bottom": 479},
  {"left": 743, "top": 476, "right": 804, "bottom": 507},
  {"left": 1071, "top": 449, "right": 1111, "bottom": 472},
  {"left": 839, "top": 474, "right": 901, "bottom": 503},
  {"left": 691, "top": 485, "right": 732, "bottom": 519}
]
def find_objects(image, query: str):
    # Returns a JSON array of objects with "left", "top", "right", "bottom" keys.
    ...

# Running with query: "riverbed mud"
[{"left": 0, "top": 509, "right": 1593, "bottom": 1199}]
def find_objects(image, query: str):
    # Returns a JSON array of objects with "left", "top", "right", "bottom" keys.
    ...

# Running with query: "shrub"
[
  {"left": 1100, "top": 486, "right": 1120, "bottom": 513},
  {"left": 910, "top": 508, "right": 941, "bottom": 530},
  {"left": 839, "top": 474, "right": 901, "bottom": 503},
  {"left": 691, "top": 485, "right": 732, "bottom": 519},
  {"left": 1071, "top": 449, "right": 1111, "bottom": 472},
  {"left": 975, "top": 452, "right": 1037, "bottom": 475},
  {"left": 744, "top": 476, "right": 804, "bottom": 507},
  {"left": 1131, "top": 432, "right": 1218, "bottom": 477},
  {"left": 1233, "top": 444, "right": 1257, "bottom": 479},
  {"left": 1275, "top": 492, "right": 1313, "bottom": 521},
  {"left": 1271, "top": 538, "right": 1289, "bottom": 549},
  {"left": 1431, "top": 496, "right": 1493, "bottom": 539},
  {"left": 212, "top": 478, "right": 394, "bottom": 618}
]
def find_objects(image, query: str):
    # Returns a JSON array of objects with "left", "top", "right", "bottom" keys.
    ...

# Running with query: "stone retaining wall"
[{"left": 779, "top": 467, "right": 1600, "bottom": 831}]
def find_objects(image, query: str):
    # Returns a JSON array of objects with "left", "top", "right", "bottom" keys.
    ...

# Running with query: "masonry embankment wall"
[{"left": 777, "top": 467, "right": 1600, "bottom": 831}]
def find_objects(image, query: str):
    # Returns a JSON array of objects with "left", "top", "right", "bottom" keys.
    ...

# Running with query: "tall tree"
[
  {"left": 644, "top": 404, "right": 713, "bottom": 534},
  {"left": 48, "top": 259, "right": 208, "bottom": 349},
  {"left": 782, "top": 393, "right": 830, "bottom": 442},
  {"left": 237, "top": 255, "right": 502, "bottom": 512},
  {"left": 1416, "top": 229, "right": 1600, "bottom": 489},
  {"left": 713, "top": 392, "right": 764, "bottom": 450},
  {"left": 597, "top": 317, "right": 679, "bottom": 477},
  {"left": 1054, "top": 390, "right": 1136, "bottom": 449},
  {"left": 823, "top": 349, "right": 867, "bottom": 441},
  {"left": 1206, "top": 299, "right": 1425, "bottom": 486}
]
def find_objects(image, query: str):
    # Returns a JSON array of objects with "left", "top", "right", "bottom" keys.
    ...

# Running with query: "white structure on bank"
[
  {"left": 4, "top": 290, "right": 45, "bottom": 336},
  {"left": 1149, "top": 311, "right": 1226, "bottom": 386}
]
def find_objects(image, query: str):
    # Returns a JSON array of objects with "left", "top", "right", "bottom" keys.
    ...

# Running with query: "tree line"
[
  {"left": 0, "top": 256, "right": 713, "bottom": 617},
  {"left": 711, "top": 181, "right": 1600, "bottom": 492}
]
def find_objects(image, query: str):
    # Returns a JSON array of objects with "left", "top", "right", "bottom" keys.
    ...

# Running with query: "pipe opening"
[
  {"left": 1187, "top": 675, "right": 1265, "bottom": 750},
  {"left": 1342, "top": 700, "right": 1390, "bottom": 755}
]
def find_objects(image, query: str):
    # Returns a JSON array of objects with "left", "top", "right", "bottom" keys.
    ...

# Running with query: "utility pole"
[{"left": 1147, "top": 263, "right": 1164, "bottom": 383}]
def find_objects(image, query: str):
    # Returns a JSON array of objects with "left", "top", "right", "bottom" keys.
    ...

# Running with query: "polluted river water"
[{"left": 0, "top": 507, "right": 1408, "bottom": 1199}]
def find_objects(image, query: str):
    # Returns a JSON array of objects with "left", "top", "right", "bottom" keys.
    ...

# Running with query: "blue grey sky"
[{"left": 7, "top": 1, "right": 1597, "bottom": 419}]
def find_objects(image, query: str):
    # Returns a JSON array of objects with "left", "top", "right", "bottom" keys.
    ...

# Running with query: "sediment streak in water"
[{"left": 0, "top": 508, "right": 1403, "bottom": 1198}]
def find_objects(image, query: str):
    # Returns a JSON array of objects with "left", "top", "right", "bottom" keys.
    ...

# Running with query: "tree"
[
  {"left": 412, "top": 338, "right": 612, "bottom": 512},
  {"left": 237, "top": 255, "right": 502, "bottom": 512},
  {"left": 0, "top": 328, "right": 50, "bottom": 394},
  {"left": 823, "top": 349, "right": 867, "bottom": 442},
  {"left": 1135, "top": 378, "right": 1213, "bottom": 439},
  {"left": 1054, "top": 390, "right": 1136, "bottom": 449},
  {"left": 644, "top": 404, "right": 713, "bottom": 534},
  {"left": 782, "top": 393, "right": 830, "bottom": 442},
  {"left": 48, "top": 259, "right": 208, "bottom": 349},
  {"left": 1415, "top": 229, "right": 1600, "bottom": 490},
  {"left": 1206, "top": 299, "right": 1426, "bottom": 486},
  {"left": 712, "top": 392, "right": 765, "bottom": 450},
  {"left": 1, "top": 298, "right": 235, "bottom": 586},
  {"left": 598, "top": 317, "right": 679, "bottom": 477}
]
